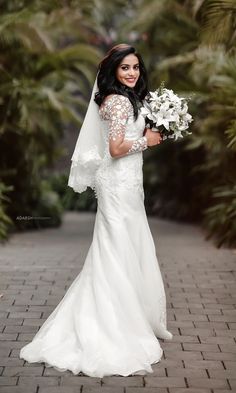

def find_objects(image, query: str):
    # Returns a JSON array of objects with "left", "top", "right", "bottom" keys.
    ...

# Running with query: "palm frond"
[
  {"left": 0, "top": 10, "right": 53, "bottom": 51},
  {"left": 198, "top": 0, "right": 236, "bottom": 48}
]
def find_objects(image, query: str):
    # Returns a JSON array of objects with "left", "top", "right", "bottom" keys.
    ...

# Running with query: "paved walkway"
[{"left": 0, "top": 212, "right": 235, "bottom": 393}]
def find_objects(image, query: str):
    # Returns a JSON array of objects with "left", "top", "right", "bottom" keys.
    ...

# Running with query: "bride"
[{"left": 19, "top": 43, "right": 173, "bottom": 378}]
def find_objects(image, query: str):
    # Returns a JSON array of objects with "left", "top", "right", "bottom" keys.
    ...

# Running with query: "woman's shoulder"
[
  {"left": 100, "top": 94, "right": 132, "bottom": 114},
  {"left": 104, "top": 93, "right": 130, "bottom": 105}
]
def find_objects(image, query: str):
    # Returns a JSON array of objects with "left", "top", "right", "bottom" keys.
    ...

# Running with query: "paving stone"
[
  {"left": 180, "top": 328, "right": 215, "bottom": 337},
  {"left": 164, "top": 350, "right": 203, "bottom": 360},
  {"left": 0, "top": 350, "right": 11, "bottom": 358},
  {"left": 169, "top": 389, "right": 211, "bottom": 393},
  {"left": 208, "top": 369, "right": 236, "bottom": 379},
  {"left": 0, "top": 377, "right": 18, "bottom": 386},
  {"left": 228, "top": 379, "right": 236, "bottom": 389},
  {"left": 161, "top": 342, "right": 182, "bottom": 351},
  {"left": 219, "top": 344, "right": 236, "bottom": 353},
  {"left": 18, "top": 376, "right": 60, "bottom": 386},
  {"left": 17, "top": 333, "right": 35, "bottom": 341},
  {"left": 194, "top": 322, "right": 229, "bottom": 329},
  {"left": 0, "top": 341, "right": 27, "bottom": 350},
  {"left": 182, "top": 343, "right": 220, "bottom": 352},
  {"left": 149, "top": 366, "right": 166, "bottom": 376},
  {"left": 0, "top": 319, "right": 23, "bottom": 326},
  {"left": 0, "top": 334, "right": 18, "bottom": 341},
  {"left": 183, "top": 360, "right": 224, "bottom": 369},
  {"left": 158, "top": 360, "right": 184, "bottom": 368},
  {"left": 223, "top": 361, "right": 236, "bottom": 369},
  {"left": 169, "top": 321, "right": 194, "bottom": 328},
  {"left": 14, "top": 299, "right": 46, "bottom": 306},
  {"left": 3, "top": 366, "right": 44, "bottom": 376},
  {"left": 0, "top": 388, "right": 37, "bottom": 393},
  {"left": 186, "top": 378, "right": 230, "bottom": 389},
  {"left": 22, "top": 319, "right": 46, "bottom": 326},
  {"left": 9, "top": 350, "right": 21, "bottom": 358},
  {"left": 171, "top": 335, "right": 199, "bottom": 343},
  {"left": 1, "top": 306, "right": 28, "bottom": 313},
  {"left": 212, "top": 391, "right": 234, "bottom": 393},
  {"left": 101, "top": 376, "right": 143, "bottom": 386},
  {"left": 228, "top": 323, "right": 236, "bottom": 329},
  {"left": 166, "top": 368, "right": 208, "bottom": 378},
  {"left": 215, "top": 329, "right": 236, "bottom": 337},
  {"left": 126, "top": 389, "right": 168, "bottom": 393},
  {"left": 60, "top": 375, "right": 101, "bottom": 385},
  {"left": 8, "top": 312, "right": 42, "bottom": 319},
  {"left": 199, "top": 336, "right": 235, "bottom": 344},
  {"left": 0, "top": 358, "right": 24, "bottom": 366},
  {"left": 82, "top": 388, "right": 124, "bottom": 393},
  {"left": 202, "top": 351, "right": 236, "bottom": 361},
  {"left": 144, "top": 376, "right": 186, "bottom": 388},
  {"left": 208, "top": 314, "right": 236, "bottom": 322},
  {"left": 4, "top": 325, "right": 37, "bottom": 333}
]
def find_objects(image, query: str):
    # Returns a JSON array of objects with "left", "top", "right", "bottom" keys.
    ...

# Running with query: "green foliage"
[
  {"left": 204, "top": 184, "right": 236, "bottom": 247},
  {"left": 0, "top": 181, "right": 13, "bottom": 240},
  {"left": 49, "top": 173, "right": 97, "bottom": 212},
  {"left": 196, "top": 0, "right": 236, "bottom": 49},
  {"left": 0, "top": 0, "right": 101, "bottom": 239}
]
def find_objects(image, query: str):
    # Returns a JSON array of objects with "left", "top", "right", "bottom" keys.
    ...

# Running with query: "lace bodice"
[{"left": 94, "top": 94, "right": 146, "bottom": 198}]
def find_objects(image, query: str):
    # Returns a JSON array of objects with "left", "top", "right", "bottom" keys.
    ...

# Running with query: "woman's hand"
[{"left": 144, "top": 128, "right": 162, "bottom": 147}]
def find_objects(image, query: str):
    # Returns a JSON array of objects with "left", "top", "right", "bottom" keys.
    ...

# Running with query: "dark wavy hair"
[{"left": 94, "top": 43, "right": 148, "bottom": 120}]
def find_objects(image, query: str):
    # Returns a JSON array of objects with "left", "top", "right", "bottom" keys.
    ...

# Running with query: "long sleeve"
[{"left": 101, "top": 95, "right": 148, "bottom": 156}]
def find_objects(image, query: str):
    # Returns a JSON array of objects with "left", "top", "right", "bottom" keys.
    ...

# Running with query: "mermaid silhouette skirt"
[{"left": 19, "top": 169, "right": 172, "bottom": 377}]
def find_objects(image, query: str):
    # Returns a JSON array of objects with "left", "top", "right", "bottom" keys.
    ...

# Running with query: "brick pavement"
[{"left": 0, "top": 212, "right": 235, "bottom": 393}]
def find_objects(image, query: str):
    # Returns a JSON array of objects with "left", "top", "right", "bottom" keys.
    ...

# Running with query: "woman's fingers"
[{"left": 145, "top": 128, "right": 163, "bottom": 146}]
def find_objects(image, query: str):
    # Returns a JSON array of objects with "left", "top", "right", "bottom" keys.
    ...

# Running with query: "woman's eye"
[{"left": 121, "top": 65, "right": 139, "bottom": 71}]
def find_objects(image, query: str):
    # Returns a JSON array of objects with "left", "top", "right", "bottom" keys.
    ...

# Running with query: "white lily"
[{"left": 174, "top": 129, "right": 184, "bottom": 140}]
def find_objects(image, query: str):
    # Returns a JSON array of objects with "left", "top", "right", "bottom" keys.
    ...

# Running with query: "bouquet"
[{"left": 140, "top": 83, "right": 193, "bottom": 141}]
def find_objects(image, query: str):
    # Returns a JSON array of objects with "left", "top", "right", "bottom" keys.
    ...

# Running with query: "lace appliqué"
[
  {"left": 94, "top": 152, "right": 144, "bottom": 200},
  {"left": 68, "top": 145, "right": 102, "bottom": 193},
  {"left": 127, "top": 136, "right": 147, "bottom": 155},
  {"left": 159, "top": 295, "right": 167, "bottom": 328},
  {"left": 99, "top": 95, "right": 133, "bottom": 141},
  {"left": 158, "top": 294, "right": 173, "bottom": 339}
]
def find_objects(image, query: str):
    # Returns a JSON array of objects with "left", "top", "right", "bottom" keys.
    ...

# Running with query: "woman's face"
[{"left": 116, "top": 54, "right": 140, "bottom": 88}]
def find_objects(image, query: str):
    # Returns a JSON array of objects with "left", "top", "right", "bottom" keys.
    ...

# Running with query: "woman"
[{"left": 19, "top": 43, "right": 172, "bottom": 378}]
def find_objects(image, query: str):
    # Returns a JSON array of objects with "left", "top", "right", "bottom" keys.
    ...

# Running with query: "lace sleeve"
[{"left": 104, "top": 95, "right": 131, "bottom": 141}]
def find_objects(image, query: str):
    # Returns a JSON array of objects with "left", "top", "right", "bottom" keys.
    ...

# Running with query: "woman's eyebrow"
[{"left": 120, "top": 63, "right": 139, "bottom": 66}]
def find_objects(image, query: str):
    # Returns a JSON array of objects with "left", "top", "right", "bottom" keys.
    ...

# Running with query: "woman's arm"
[
  {"left": 105, "top": 95, "right": 162, "bottom": 158},
  {"left": 110, "top": 128, "right": 162, "bottom": 158},
  {"left": 109, "top": 134, "right": 147, "bottom": 158}
]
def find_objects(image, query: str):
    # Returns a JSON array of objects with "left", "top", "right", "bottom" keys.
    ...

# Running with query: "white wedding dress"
[{"left": 19, "top": 94, "right": 172, "bottom": 378}]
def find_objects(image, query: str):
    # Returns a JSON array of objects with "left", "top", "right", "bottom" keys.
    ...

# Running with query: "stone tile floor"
[{"left": 0, "top": 212, "right": 235, "bottom": 393}]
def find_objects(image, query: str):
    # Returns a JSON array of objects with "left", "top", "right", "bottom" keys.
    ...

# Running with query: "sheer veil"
[{"left": 67, "top": 75, "right": 105, "bottom": 193}]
